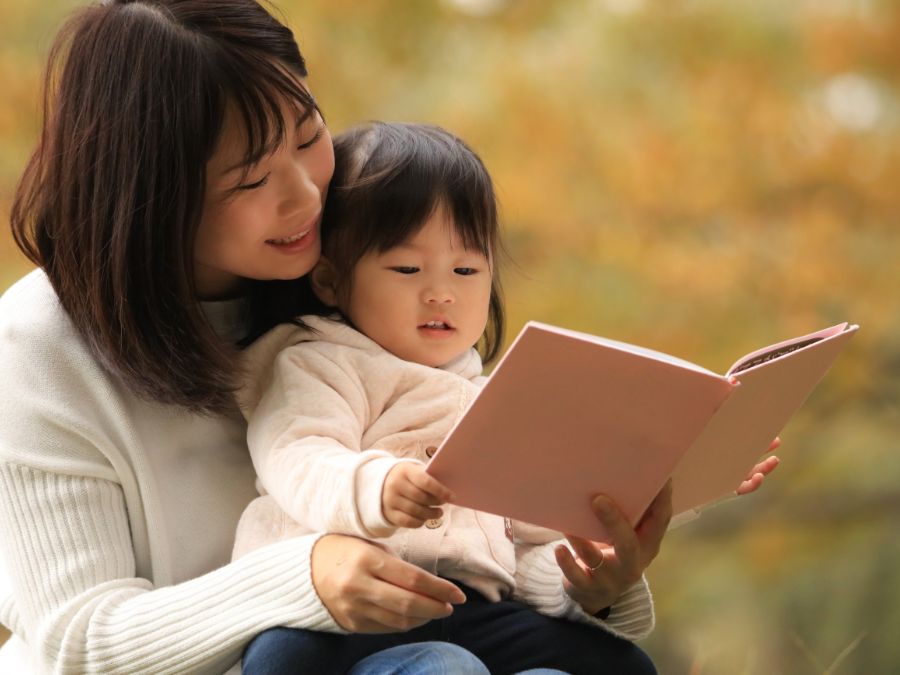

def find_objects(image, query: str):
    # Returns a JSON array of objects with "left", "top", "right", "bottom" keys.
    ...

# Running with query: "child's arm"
[
  {"left": 382, "top": 462, "right": 453, "bottom": 528},
  {"left": 246, "top": 343, "right": 412, "bottom": 539}
]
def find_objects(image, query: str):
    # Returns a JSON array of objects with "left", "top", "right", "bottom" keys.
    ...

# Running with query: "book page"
[
  {"left": 672, "top": 323, "right": 858, "bottom": 515},
  {"left": 533, "top": 322, "right": 721, "bottom": 377},
  {"left": 726, "top": 323, "right": 851, "bottom": 376},
  {"left": 729, "top": 337, "right": 824, "bottom": 374}
]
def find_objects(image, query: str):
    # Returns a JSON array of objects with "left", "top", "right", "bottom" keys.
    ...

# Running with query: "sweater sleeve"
[
  {"left": 511, "top": 540, "right": 655, "bottom": 641},
  {"left": 247, "top": 344, "right": 405, "bottom": 539},
  {"left": 0, "top": 461, "right": 340, "bottom": 675}
]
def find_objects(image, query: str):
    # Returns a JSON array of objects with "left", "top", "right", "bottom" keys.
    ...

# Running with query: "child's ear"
[{"left": 310, "top": 258, "right": 339, "bottom": 307}]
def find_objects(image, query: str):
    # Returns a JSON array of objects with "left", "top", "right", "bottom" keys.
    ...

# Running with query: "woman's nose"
[{"left": 277, "top": 163, "right": 321, "bottom": 218}]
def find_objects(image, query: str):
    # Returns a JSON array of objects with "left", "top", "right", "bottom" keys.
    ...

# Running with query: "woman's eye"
[
  {"left": 297, "top": 126, "right": 324, "bottom": 150},
  {"left": 390, "top": 266, "right": 419, "bottom": 275},
  {"left": 237, "top": 174, "right": 270, "bottom": 191},
  {"left": 454, "top": 267, "right": 478, "bottom": 276}
]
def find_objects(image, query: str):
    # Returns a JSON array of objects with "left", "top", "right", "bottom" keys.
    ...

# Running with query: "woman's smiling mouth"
[
  {"left": 265, "top": 213, "right": 321, "bottom": 253},
  {"left": 267, "top": 229, "right": 310, "bottom": 245}
]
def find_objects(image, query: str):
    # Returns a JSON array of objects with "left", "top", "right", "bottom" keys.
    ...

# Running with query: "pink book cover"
[{"left": 426, "top": 321, "right": 858, "bottom": 541}]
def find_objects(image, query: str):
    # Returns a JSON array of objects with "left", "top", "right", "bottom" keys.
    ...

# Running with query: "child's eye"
[
  {"left": 454, "top": 267, "right": 478, "bottom": 276},
  {"left": 237, "top": 174, "right": 270, "bottom": 191},
  {"left": 390, "top": 266, "right": 419, "bottom": 274}
]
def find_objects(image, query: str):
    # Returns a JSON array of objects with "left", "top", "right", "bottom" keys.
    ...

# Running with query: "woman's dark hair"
[
  {"left": 315, "top": 122, "right": 505, "bottom": 363},
  {"left": 10, "top": 0, "right": 319, "bottom": 414}
]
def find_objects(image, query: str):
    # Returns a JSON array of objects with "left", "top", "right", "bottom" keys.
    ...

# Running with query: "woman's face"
[{"left": 194, "top": 95, "right": 334, "bottom": 300}]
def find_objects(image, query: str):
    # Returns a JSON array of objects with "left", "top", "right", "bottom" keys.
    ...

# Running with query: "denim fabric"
[
  {"left": 348, "top": 642, "right": 490, "bottom": 675},
  {"left": 241, "top": 582, "right": 655, "bottom": 675}
]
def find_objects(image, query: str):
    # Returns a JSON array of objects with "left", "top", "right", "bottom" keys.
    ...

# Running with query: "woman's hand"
[
  {"left": 736, "top": 437, "right": 781, "bottom": 496},
  {"left": 554, "top": 480, "right": 673, "bottom": 616},
  {"left": 311, "top": 533, "right": 466, "bottom": 633}
]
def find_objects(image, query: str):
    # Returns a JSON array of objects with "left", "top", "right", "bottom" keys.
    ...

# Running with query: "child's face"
[{"left": 343, "top": 206, "right": 492, "bottom": 367}]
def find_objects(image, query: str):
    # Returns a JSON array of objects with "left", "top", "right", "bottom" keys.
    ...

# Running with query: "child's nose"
[{"left": 424, "top": 285, "right": 454, "bottom": 304}]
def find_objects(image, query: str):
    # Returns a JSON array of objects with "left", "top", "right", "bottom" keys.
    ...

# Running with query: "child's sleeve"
[
  {"left": 510, "top": 525, "right": 655, "bottom": 641},
  {"left": 245, "top": 343, "right": 410, "bottom": 539}
]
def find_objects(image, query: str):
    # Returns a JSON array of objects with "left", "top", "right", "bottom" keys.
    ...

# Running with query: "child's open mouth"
[{"left": 418, "top": 320, "right": 455, "bottom": 336}]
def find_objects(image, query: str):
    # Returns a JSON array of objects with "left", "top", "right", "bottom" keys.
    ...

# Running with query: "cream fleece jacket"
[
  {"left": 0, "top": 271, "right": 338, "bottom": 674},
  {"left": 236, "top": 316, "right": 655, "bottom": 640}
]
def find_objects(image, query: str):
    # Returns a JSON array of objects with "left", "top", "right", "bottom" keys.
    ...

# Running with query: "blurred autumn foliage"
[{"left": 2, "top": 0, "right": 898, "bottom": 672}]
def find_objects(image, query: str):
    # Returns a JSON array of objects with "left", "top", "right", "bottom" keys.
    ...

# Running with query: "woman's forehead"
[{"left": 209, "top": 94, "right": 314, "bottom": 178}]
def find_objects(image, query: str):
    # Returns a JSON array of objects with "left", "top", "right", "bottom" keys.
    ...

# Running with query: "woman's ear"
[{"left": 310, "top": 258, "right": 339, "bottom": 307}]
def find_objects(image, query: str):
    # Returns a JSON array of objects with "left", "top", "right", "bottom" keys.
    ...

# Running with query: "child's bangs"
[
  {"left": 366, "top": 126, "right": 497, "bottom": 259},
  {"left": 445, "top": 196, "right": 495, "bottom": 260},
  {"left": 440, "top": 163, "right": 497, "bottom": 260}
]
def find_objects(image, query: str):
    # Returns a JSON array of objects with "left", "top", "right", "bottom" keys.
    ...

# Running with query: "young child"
[{"left": 233, "top": 122, "right": 657, "bottom": 675}]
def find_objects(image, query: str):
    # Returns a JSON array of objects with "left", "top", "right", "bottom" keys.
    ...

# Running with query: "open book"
[{"left": 426, "top": 321, "right": 858, "bottom": 541}]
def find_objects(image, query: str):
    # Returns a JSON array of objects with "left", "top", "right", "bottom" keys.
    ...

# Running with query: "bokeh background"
[{"left": 2, "top": 1, "right": 898, "bottom": 672}]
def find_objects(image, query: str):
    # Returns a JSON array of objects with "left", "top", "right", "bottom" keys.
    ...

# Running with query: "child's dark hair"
[
  {"left": 320, "top": 121, "right": 505, "bottom": 363},
  {"left": 11, "top": 0, "right": 317, "bottom": 415}
]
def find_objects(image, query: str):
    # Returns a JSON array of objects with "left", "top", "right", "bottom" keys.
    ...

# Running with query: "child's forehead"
[
  {"left": 385, "top": 234, "right": 484, "bottom": 258},
  {"left": 386, "top": 211, "right": 485, "bottom": 254}
]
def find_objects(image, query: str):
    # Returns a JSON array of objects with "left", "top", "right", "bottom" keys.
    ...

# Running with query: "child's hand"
[
  {"left": 382, "top": 462, "right": 454, "bottom": 528},
  {"left": 736, "top": 437, "right": 781, "bottom": 496}
]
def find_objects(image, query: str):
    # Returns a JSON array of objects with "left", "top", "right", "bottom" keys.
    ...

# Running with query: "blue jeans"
[
  {"left": 242, "top": 582, "right": 656, "bottom": 675},
  {"left": 348, "top": 642, "right": 489, "bottom": 674},
  {"left": 264, "top": 641, "right": 565, "bottom": 675}
]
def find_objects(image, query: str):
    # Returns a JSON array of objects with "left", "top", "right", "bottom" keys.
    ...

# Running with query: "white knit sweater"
[
  {"left": 0, "top": 271, "right": 339, "bottom": 674},
  {"left": 236, "top": 316, "right": 655, "bottom": 640}
]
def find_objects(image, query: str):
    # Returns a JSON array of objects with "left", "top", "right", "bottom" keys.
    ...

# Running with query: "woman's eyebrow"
[
  {"left": 296, "top": 108, "right": 314, "bottom": 128},
  {"left": 221, "top": 111, "right": 316, "bottom": 176},
  {"left": 221, "top": 148, "right": 271, "bottom": 176}
]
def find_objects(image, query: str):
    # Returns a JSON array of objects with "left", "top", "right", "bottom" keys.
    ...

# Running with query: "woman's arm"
[
  {"left": 555, "top": 481, "right": 672, "bottom": 618},
  {"left": 512, "top": 541, "right": 655, "bottom": 640},
  {"left": 0, "top": 462, "right": 334, "bottom": 673},
  {"left": 511, "top": 480, "right": 673, "bottom": 641},
  {"left": 0, "top": 463, "right": 465, "bottom": 673}
]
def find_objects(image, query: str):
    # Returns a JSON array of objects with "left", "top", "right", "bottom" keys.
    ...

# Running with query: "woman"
[
  {"left": 0, "top": 1, "right": 680, "bottom": 673},
  {"left": 0, "top": 1, "right": 782, "bottom": 672}
]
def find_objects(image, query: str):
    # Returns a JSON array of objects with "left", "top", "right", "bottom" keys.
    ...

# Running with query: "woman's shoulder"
[
  {"left": 0, "top": 269, "right": 101, "bottom": 382},
  {"left": 0, "top": 270, "right": 120, "bottom": 473},
  {"left": 0, "top": 269, "right": 80, "bottom": 347}
]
